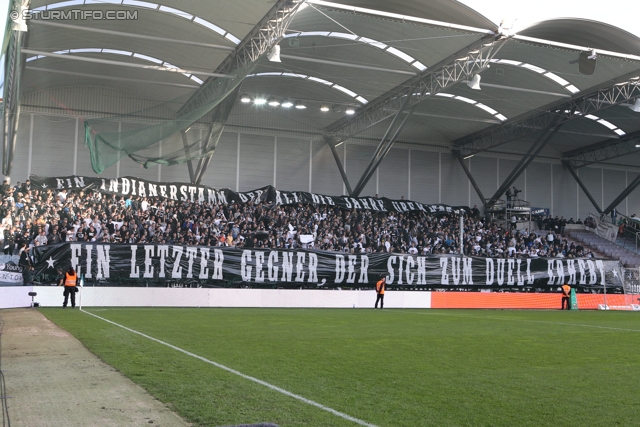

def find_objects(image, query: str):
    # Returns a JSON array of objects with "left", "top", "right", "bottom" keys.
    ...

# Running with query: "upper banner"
[
  {"left": 31, "top": 243, "right": 623, "bottom": 292},
  {"left": 30, "top": 175, "right": 469, "bottom": 215}
]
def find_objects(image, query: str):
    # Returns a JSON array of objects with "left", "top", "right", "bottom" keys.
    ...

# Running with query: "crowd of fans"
[{"left": 0, "top": 178, "right": 595, "bottom": 266}]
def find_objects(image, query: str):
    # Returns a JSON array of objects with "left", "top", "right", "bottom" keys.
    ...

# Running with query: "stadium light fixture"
[
  {"left": 281, "top": 99, "right": 294, "bottom": 108},
  {"left": 294, "top": 100, "right": 306, "bottom": 109},
  {"left": 240, "top": 93, "right": 251, "bottom": 103},
  {"left": 345, "top": 106, "right": 356, "bottom": 115},
  {"left": 468, "top": 74, "right": 481, "bottom": 90},
  {"left": 320, "top": 105, "right": 330, "bottom": 112},
  {"left": 254, "top": 96, "right": 267, "bottom": 105},
  {"left": 629, "top": 99, "right": 640, "bottom": 112},
  {"left": 268, "top": 97, "right": 280, "bottom": 107},
  {"left": 332, "top": 104, "right": 343, "bottom": 113}
]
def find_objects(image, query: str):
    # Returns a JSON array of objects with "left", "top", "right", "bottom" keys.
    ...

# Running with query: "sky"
[{"left": 458, "top": 0, "right": 639, "bottom": 38}]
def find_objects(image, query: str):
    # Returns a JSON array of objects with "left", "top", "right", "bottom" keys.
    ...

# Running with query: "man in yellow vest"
[
  {"left": 59, "top": 266, "right": 78, "bottom": 308},
  {"left": 561, "top": 283, "right": 571, "bottom": 310},
  {"left": 375, "top": 276, "right": 386, "bottom": 309}
]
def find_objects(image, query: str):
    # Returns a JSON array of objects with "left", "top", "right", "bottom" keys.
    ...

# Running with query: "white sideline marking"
[
  {"left": 404, "top": 310, "right": 640, "bottom": 332},
  {"left": 81, "top": 309, "right": 378, "bottom": 427}
]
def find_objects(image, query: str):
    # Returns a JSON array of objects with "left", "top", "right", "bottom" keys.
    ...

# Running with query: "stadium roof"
[{"left": 4, "top": 0, "right": 640, "bottom": 200}]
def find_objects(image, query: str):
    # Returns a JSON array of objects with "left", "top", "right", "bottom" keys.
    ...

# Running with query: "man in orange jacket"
[
  {"left": 375, "top": 276, "right": 386, "bottom": 309},
  {"left": 59, "top": 266, "right": 78, "bottom": 308},
  {"left": 561, "top": 283, "right": 571, "bottom": 310}
]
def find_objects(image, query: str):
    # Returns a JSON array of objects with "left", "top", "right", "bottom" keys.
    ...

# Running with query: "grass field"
[{"left": 40, "top": 308, "right": 640, "bottom": 427}]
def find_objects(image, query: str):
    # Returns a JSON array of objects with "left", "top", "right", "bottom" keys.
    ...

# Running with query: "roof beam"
[
  {"left": 563, "top": 129, "right": 640, "bottom": 169},
  {"left": 323, "top": 32, "right": 509, "bottom": 142},
  {"left": 28, "top": 21, "right": 236, "bottom": 52},
  {"left": 453, "top": 72, "right": 640, "bottom": 157}
]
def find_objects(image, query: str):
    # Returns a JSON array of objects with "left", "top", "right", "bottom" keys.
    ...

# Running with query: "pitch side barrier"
[{"left": 30, "top": 243, "right": 623, "bottom": 293}]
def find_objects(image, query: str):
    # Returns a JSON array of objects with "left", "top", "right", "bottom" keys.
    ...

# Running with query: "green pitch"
[{"left": 40, "top": 308, "right": 640, "bottom": 427}]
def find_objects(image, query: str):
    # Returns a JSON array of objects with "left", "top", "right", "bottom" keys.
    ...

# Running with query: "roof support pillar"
[
  {"left": 351, "top": 86, "right": 416, "bottom": 197},
  {"left": 352, "top": 104, "right": 416, "bottom": 197},
  {"left": 487, "top": 114, "right": 565, "bottom": 207},
  {"left": 454, "top": 72, "right": 640, "bottom": 157},
  {"left": 453, "top": 150, "right": 486, "bottom": 206},
  {"left": 194, "top": 123, "right": 218, "bottom": 185},
  {"left": 325, "top": 32, "right": 509, "bottom": 143},
  {"left": 562, "top": 160, "right": 603, "bottom": 214},
  {"left": 602, "top": 173, "right": 640, "bottom": 215},
  {"left": 325, "top": 136, "right": 353, "bottom": 196},
  {"left": 2, "top": 27, "right": 26, "bottom": 177}
]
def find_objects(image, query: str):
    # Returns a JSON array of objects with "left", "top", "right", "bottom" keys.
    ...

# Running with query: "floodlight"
[
  {"left": 332, "top": 104, "right": 343, "bottom": 113},
  {"left": 267, "top": 97, "right": 280, "bottom": 107},
  {"left": 345, "top": 107, "right": 356, "bottom": 115},
  {"left": 320, "top": 105, "right": 330, "bottom": 112},
  {"left": 294, "top": 100, "right": 306, "bottom": 109},
  {"left": 240, "top": 93, "right": 251, "bottom": 103},
  {"left": 281, "top": 99, "right": 294, "bottom": 108},
  {"left": 254, "top": 97, "right": 267, "bottom": 105},
  {"left": 468, "top": 74, "right": 481, "bottom": 90},
  {"left": 267, "top": 45, "right": 281, "bottom": 62}
]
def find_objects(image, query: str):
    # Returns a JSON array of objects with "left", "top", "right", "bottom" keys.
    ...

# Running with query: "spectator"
[{"left": 0, "top": 181, "right": 595, "bottom": 262}]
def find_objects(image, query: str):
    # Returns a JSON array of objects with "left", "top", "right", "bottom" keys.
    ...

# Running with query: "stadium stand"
[{"left": 0, "top": 181, "right": 598, "bottom": 261}]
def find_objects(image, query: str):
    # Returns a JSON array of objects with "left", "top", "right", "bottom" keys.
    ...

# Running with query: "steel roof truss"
[
  {"left": 178, "top": 0, "right": 304, "bottom": 117},
  {"left": 455, "top": 76, "right": 640, "bottom": 157},
  {"left": 194, "top": 123, "right": 219, "bottom": 186},
  {"left": 563, "top": 130, "right": 640, "bottom": 169},
  {"left": 326, "top": 33, "right": 508, "bottom": 142}
]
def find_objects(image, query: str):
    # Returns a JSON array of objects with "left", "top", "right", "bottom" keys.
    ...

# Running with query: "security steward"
[
  {"left": 59, "top": 266, "right": 78, "bottom": 308},
  {"left": 561, "top": 283, "right": 571, "bottom": 310},
  {"left": 375, "top": 276, "right": 386, "bottom": 309}
]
